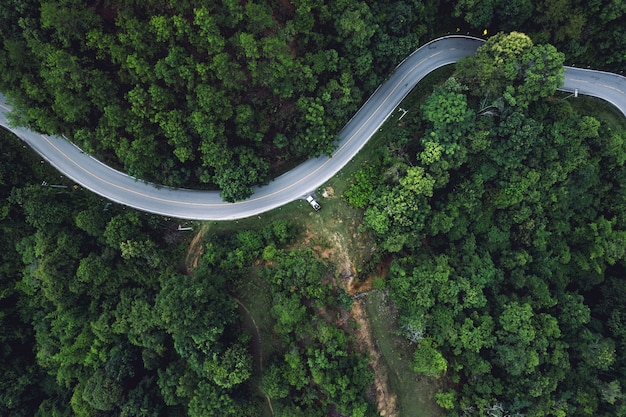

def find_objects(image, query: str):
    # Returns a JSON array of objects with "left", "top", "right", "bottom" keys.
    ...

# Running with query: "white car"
[{"left": 306, "top": 195, "right": 321, "bottom": 211}]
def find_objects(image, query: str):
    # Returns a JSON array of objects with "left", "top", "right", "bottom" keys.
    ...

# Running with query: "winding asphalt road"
[{"left": 1, "top": 36, "right": 625, "bottom": 220}]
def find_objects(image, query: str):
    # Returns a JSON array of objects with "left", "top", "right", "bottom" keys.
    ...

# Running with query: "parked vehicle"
[{"left": 306, "top": 195, "right": 321, "bottom": 211}]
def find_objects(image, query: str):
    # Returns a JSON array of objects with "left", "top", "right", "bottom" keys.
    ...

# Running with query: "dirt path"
[
  {"left": 351, "top": 298, "right": 399, "bottom": 417},
  {"left": 231, "top": 297, "right": 264, "bottom": 371},
  {"left": 185, "top": 223, "right": 208, "bottom": 275},
  {"left": 231, "top": 296, "right": 275, "bottom": 415},
  {"left": 325, "top": 235, "right": 397, "bottom": 417}
]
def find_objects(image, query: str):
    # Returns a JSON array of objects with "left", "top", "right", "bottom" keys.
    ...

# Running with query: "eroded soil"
[
  {"left": 351, "top": 298, "right": 399, "bottom": 417},
  {"left": 185, "top": 223, "right": 208, "bottom": 275},
  {"left": 310, "top": 222, "right": 398, "bottom": 417}
]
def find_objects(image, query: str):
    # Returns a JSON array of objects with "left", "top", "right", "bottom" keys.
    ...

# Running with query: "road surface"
[{"left": 1, "top": 36, "right": 625, "bottom": 220}]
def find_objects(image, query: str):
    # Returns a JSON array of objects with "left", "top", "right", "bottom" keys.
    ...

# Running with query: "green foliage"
[
  {"left": 338, "top": 288, "right": 355, "bottom": 310},
  {"left": 453, "top": 0, "right": 498, "bottom": 28},
  {"left": 257, "top": 245, "right": 377, "bottom": 415},
  {"left": 422, "top": 78, "right": 472, "bottom": 134},
  {"left": 1, "top": 0, "right": 430, "bottom": 199},
  {"left": 8, "top": 185, "right": 71, "bottom": 229},
  {"left": 4, "top": 2, "right": 626, "bottom": 415},
  {"left": 345, "top": 164, "right": 381, "bottom": 209},
  {"left": 260, "top": 362, "right": 290, "bottom": 400},
  {"left": 262, "top": 249, "right": 331, "bottom": 303},
  {"left": 1, "top": 135, "right": 287, "bottom": 415},
  {"left": 449, "top": 0, "right": 626, "bottom": 70},
  {"left": 456, "top": 32, "right": 564, "bottom": 109},
  {"left": 412, "top": 338, "right": 448, "bottom": 377},
  {"left": 205, "top": 342, "right": 253, "bottom": 389},
  {"left": 81, "top": 370, "right": 123, "bottom": 412},
  {"left": 360, "top": 34, "right": 626, "bottom": 417},
  {"left": 271, "top": 293, "right": 307, "bottom": 335},
  {"left": 215, "top": 147, "right": 270, "bottom": 202},
  {"left": 9, "top": 2, "right": 623, "bottom": 204},
  {"left": 0, "top": 141, "right": 373, "bottom": 417},
  {"left": 435, "top": 390, "right": 457, "bottom": 410}
]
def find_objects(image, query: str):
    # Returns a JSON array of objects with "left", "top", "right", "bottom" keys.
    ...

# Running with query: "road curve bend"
[{"left": 1, "top": 36, "right": 625, "bottom": 220}]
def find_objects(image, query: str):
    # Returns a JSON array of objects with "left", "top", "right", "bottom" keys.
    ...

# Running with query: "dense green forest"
[
  {"left": 3, "top": 1, "right": 626, "bottom": 416},
  {"left": 1, "top": 0, "right": 625, "bottom": 200},
  {"left": 0, "top": 0, "right": 430, "bottom": 201},
  {"left": 0, "top": 130, "right": 377, "bottom": 416},
  {"left": 346, "top": 32, "right": 626, "bottom": 416}
]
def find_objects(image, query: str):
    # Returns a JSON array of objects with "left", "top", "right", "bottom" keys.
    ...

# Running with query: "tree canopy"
[
  {"left": 349, "top": 32, "right": 626, "bottom": 417},
  {"left": 0, "top": 127, "right": 378, "bottom": 416},
  {"left": 1, "top": 2, "right": 625, "bottom": 201},
  {"left": 455, "top": 31, "right": 565, "bottom": 109},
  {"left": 0, "top": 0, "right": 441, "bottom": 200}
]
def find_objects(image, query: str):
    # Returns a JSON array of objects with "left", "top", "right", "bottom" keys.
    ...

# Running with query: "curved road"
[{"left": 1, "top": 36, "right": 625, "bottom": 220}]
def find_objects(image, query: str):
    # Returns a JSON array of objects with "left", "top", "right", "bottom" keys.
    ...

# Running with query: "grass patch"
[
  {"left": 235, "top": 271, "right": 279, "bottom": 417},
  {"left": 364, "top": 290, "right": 444, "bottom": 417},
  {"left": 567, "top": 95, "right": 626, "bottom": 131},
  {"left": 328, "top": 65, "right": 456, "bottom": 197},
  {"left": 401, "top": 65, "right": 456, "bottom": 111},
  {"left": 236, "top": 271, "right": 282, "bottom": 365},
  {"left": 202, "top": 199, "right": 304, "bottom": 233},
  {"left": 202, "top": 65, "right": 456, "bottom": 236},
  {"left": 201, "top": 67, "right": 625, "bottom": 417},
  {"left": 201, "top": 65, "right": 456, "bottom": 416}
]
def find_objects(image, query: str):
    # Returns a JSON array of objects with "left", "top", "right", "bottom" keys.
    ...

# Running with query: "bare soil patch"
[
  {"left": 351, "top": 299, "right": 399, "bottom": 417},
  {"left": 300, "top": 210, "right": 400, "bottom": 416},
  {"left": 346, "top": 255, "right": 392, "bottom": 295},
  {"left": 309, "top": 228, "right": 397, "bottom": 416},
  {"left": 185, "top": 223, "right": 208, "bottom": 275},
  {"left": 322, "top": 186, "right": 335, "bottom": 198}
]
